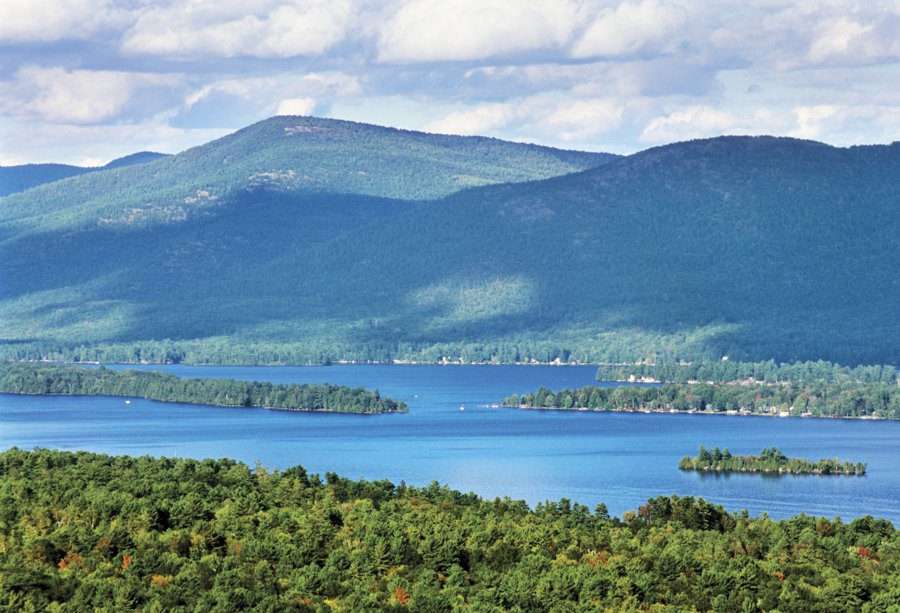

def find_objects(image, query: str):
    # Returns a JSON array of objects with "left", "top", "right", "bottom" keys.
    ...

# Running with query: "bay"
[{"left": 2, "top": 364, "right": 899, "bottom": 523}]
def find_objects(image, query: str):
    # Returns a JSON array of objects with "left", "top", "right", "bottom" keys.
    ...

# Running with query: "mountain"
[
  {"left": 0, "top": 116, "right": 614, "bottom": 234},
  {"left": 0, "top": 164, "right": 86, "bottom": 198},
  {"left": 0, "top": 151, "right": 170, "bottom": 197},
  {"left": 1, "top": 118, "right": 898, "bottom": 366}
]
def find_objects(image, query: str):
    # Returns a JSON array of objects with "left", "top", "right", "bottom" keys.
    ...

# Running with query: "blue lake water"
[{"left": 3, "top": 364, "right": 900, "bottom": 522}]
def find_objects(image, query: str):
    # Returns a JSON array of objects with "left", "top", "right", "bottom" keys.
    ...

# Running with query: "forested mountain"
[
  {"left": 0, "top": 116, "right": 613, "bottom": 233},
  {"left": 0, "top": 152, "right": 169, "bottom": 197},
  {"left": 1, "top": 118, "right": 898, "bottom": 365}
]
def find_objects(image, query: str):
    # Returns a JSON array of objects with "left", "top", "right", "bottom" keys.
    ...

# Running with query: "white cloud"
[
  {"left": 0, "top": 0, "right": 129, "bottom": 42},
  {"left": 789, "top": 104, "right": 900, "bottom": 143},
  {"left": 807, "top": 18, "right": 871, "bottom": 63},
  {"left": 640, "top": 101, "right": 900, "bottom": 147},
  {"left": 2, "top": 67, "right": 181, "bottom": 125},
  {"left": 790, "top": 105, "right": 839, "bottom": 140},
  {"left": 377, "top": 0, "right": 580, "bottom": 62},
  {"left": 276, "top": 97, "right": 317, "bottom": 116},
  {"left": 545, "top": 99, "right": 624, "bottom": 140},
  {"left": 572, "top": 0, "right": 688, "bottom": 58},
  {"left": 807, "top": 15, "right": 900, "bottom": 65},
  {"left": 424, "top": 102, "right": 522, "bottom": 135},
  {"left": 122, "top": 0, "right": 353, "bottom": 58},
  {"left": 0, "top": 116, "right": 230, "bottom": 165},
  {"left": 424, "top": 95, "right": 624, "bottom": 144},
  {"left": 183, "top": 72, "right": 360, "bottom": 119},
  {"left": 2, "top": 0, "right": 900, "bottom": 160},
  {"left": 640, "top": 106, "right": 779, "bottom": 143}
]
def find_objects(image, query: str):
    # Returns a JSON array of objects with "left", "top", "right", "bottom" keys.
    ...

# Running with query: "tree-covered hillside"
[
  {"left": 0, "top": 116, "right": 613, "bottom": 234},
  {"left": 0, "top": 152, "right": 168, "bottom": 197},
  {"left": 3, "top": 449, "right": 899, "bottom": 611},
  {"left": 1, "top": 122, "right": 899, "bottom": 365}
]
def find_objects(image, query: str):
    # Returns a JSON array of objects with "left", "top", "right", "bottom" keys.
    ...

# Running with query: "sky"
[{"left": 1, "top": 0, "right": 898, "bottom": 165}]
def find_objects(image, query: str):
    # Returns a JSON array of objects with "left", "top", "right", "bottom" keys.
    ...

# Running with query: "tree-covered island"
[
  {"left": 0, "top": 363, "right": 406, "bottom": 414},
  {"left": 679, "top": 447, "right": 866, "bottom": 476}
]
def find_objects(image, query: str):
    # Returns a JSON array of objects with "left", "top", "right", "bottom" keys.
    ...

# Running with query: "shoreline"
[
  {"left": 9, "top": 358, "right": 601, "bottom": 368},
  {"left": 681, "top": 467, "right": 865, "bottom": 476},
  {"left": 504, "top": 404, "right": 890, "bottom": 421},
  {"left": 0, "top": 391, "right": 406, "bottom": 415}
]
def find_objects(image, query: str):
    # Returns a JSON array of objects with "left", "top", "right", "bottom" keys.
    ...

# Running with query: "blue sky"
[{"left": 1, "top": 0, "right": 898, "bottom": 165}]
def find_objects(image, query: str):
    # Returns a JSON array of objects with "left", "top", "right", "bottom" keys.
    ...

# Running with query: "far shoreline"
[
  {"left": 503, "top": 404, "right": 891, "bottom": 422},
  {"left": 13, "top": 358, "right": 606, "bottom": 368}
]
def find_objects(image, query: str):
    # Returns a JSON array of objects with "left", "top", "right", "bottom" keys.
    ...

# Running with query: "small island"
[
  {"left": 679, "top": 447, "right": 866, "bottom": 476},
  {"left": 0, "top": 363, "right": 407, "bottom": 414}
]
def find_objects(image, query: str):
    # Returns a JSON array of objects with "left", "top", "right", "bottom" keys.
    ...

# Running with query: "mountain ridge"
[
  {"left": 0, "top": 116, "right": 616, "bottom": 234},
  {"left": 0, "top": 151, "right": 170, "bottom": 198},
  {"left": 1, "top": 117, "right": 898, "bottom": 365}
]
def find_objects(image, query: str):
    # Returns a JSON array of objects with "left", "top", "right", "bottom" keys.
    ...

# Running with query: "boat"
[{"left": 459, "top": 405, "right": 465, "bottom": 411}]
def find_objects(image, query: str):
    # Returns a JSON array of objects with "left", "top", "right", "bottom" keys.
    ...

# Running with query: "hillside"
[
  {"left": 1, "top": 121, "right": 899, "bottom": 365},
  {"left": 0, "top": 152, "right": 169, "bottom": 197},
  {"left": 0, "top": 116, "right": 614, "bottom": 235}
]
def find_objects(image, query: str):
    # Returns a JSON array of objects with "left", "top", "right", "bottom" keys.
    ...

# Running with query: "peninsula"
[{"left": 0, "top": 363, "right": 407, "bottom": 414}]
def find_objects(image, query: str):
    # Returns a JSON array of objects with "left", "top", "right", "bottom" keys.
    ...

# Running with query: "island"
[
  {"left": 679, "top": 446, "right": 866, "bottom": 476},
  {"left": 0, "top": 363, "right": 407, "bottom": 414}
]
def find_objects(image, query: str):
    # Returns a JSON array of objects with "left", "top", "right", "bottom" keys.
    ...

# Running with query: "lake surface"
[{"left": 3, "top": 364, "right": 900, "bottom": 522}]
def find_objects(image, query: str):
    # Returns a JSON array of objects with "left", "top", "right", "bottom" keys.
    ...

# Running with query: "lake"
[{"left": 3, "top": 364, "right": 900, "bottom": 523}]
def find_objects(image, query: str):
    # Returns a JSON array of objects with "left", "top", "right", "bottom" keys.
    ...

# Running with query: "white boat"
[
  {"left": 459, "top": 405, "right": 465, "bottom": 411},
  {"left": 124, "top": 400, "right": 131, "bottom": 405}
]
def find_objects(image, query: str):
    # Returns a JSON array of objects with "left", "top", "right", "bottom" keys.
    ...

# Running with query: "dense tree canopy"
[
  {"left": 0, "top": 363, "right": 406, "bottom": 414},
  {"left": 504, "top": 381, "right": 900, "bottom": 419},
  {"left": 2, "top": 449, "right": 899, "bottom": 611},
  {"left": 597, "top": 360, "right": 899, "bottom": 385}
]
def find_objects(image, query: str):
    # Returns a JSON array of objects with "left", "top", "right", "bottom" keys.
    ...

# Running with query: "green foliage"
[
  {"left": 0, "top": 363, "right": 406, "bottom": 414},
  {"left": 1, "top": 449, "right": 898, "bottom": 611},
  {"left": 679, "top": 447, "right": 867, "bottom": 475},
  {"left": 598, "top": 359, "right": 900, "bottom": 385},
  {"left": 504, "top": 381, "right": 900, "bottom": 418}
]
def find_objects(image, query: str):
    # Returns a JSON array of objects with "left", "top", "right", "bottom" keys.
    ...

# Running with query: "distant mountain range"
[
  {"left": 0, "top": 151, "right": 169, "bottom": 197},
  {"left": 1, "top": 116, "right": 898, "bottom": 365}
]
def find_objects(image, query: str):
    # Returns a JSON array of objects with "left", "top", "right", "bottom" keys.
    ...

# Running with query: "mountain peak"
[
  {"left": 1, "top": 115, "right": 616, "bottom": 231},
  {"left": 104, "top": 151, "right": 170, "bottom": 169}
]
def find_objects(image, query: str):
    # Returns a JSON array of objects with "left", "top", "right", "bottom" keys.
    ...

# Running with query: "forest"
[
  {"left": 2, "top": 448, "right": 899, "bottom": 612},
  {"left": 596, "top": 360, "right": 900, "bottom": 385},
  {"left": 0, "top": 363, "right": 406, "bottom": 414},
  {"left": 679, "top": 447, "right": 866, "bottom": 476},
  {"left": 503, "top": 381, "right": 900, "bottom": 419}
]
